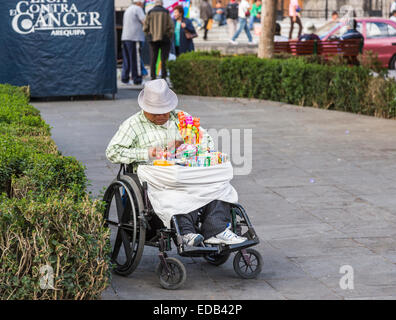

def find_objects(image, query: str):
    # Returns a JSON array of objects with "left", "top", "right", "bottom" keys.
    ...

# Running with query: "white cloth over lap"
[{"left": 137, "top": 162, "right": 238, "bottom": 228}]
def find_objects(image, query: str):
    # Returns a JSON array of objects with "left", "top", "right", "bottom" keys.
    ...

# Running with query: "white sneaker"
[
  {"left": 182, "top": 233, "right": 204, "bottom": 246},
  {"left": 205, "top": 228, "right": 247, "bottom": 245},
  {"left": 248, "top": 40, "right": 257, "bottom": 45},
  {"left": 229, "top": 40, "right": 238, "bottom": 45}
]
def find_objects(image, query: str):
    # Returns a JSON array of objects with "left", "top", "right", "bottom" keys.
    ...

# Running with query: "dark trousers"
[
  {"left": 203, "top": 20, "right": 209, "bottom": 40},
  {"left": 289, "top": 16, "right": 302, "bottom": 39},
  {"left": 175, "top": 46, "right": 180, "bottom": 57},
  {"left": 121, "top": 41, "right": 143, "bottom": 84},
  {"left": 149, "top": 40, "right": 171, "bottom": 80},
  {"left": 176, "top": 200, "right": 231, "bottom": 239}
]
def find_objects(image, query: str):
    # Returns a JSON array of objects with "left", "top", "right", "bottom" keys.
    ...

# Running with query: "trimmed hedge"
[
  {"left": 169, "top": 52, "right": 396, "bottom": 119},
  {"left": 0, "top": 84, "right": 110, "bottom": 299},
  {"left": 0, "top": 194, "right": 109, "bottom": 300}
]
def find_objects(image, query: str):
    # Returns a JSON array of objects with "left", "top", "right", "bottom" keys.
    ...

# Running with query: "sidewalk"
[
  {"left": 33, "top": 87, "right": 396, "bottom": 300},
  {"left": 192, "top": 17, "right": 328, "bottom": 55}
]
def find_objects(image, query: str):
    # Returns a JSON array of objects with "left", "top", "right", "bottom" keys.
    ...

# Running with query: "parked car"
[{"left": 317, "top": 18, "right": 396, "bottom": 69}]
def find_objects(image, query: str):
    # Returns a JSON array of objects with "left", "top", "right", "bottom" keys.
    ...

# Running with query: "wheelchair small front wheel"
[
  {"left": 233, "top": 249, "right": 263, "bottom": 279},
  {"left": 204, "top": 252, "right": 231, "bottom": 266},
  {"left": 156, "top": 257, "right": 187, "bottom": 290}
]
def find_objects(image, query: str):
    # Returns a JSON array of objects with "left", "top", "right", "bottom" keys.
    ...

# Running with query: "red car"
[{"left": 318, "top": 18, "right": 396, "bottom": 69}]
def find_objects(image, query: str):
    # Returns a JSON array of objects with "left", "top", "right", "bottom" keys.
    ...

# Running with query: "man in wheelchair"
[{"left": 106, "top": 79, "right": 247, "bottom": 247}]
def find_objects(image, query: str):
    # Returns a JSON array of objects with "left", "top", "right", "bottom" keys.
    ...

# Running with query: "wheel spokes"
[
  {"left": 105, "top": 219, "right": 118, "bottom": 226},
  {"left": 239, "top": 253, "right": 258, "bottom": 274},
  {"left": 168, "top": 265, "right": 179, "bottom": 284},
  {"left": 104, "top": 178, "right": 146, "bottom": 276},
  {"left": 120, "top": 229, "right": 132, "bottom": 262},
  {"left": 161, "top": 264, "right": 180, "bottom": 285},
  {"left": 114, "top": 187, "right": 125, "bottom": 223},
  {"left": 112, "top": 230, "right": 123, "bottom": 262}
]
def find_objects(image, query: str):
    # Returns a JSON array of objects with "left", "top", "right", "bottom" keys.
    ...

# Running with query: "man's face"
[{"left": 144, "top": 111, "right": 170, "bottom": 125}]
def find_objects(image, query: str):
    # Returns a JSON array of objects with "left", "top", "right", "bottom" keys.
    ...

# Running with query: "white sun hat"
[{"left": 138, "top": 79, "right": 178, "bottom": 114}]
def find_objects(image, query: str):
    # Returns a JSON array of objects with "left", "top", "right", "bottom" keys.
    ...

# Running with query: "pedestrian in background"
[
  {"left": 331, "top": 11, "right": 339, "bottom": 22},
  {"left": 121, "top": 0, "right": 146, "bottom": 85},
  {"left": 200, "top": 0, "right": 213, "bottom": 40},
  {"left": 340, "top": 19, "right": 363, "bottom": 66},
  {"left": 225, "top": 0, "right": 239, "bottom": 40},
  {"left": 143, "top": 0, "right": 174, "bottom": 80},
  {"left": 391, "top": 10, "right": 396, "bottom": 22},
  {"left": 274, "top": 23, "right": 288, "bottom": 42},
  {"left": 390, "top": 0, "right": 396, "bottom": 17},
  {"left": 214, "top": 0, "right": 227, "bottom": 26},
  {"left": 248, "top": 0, "right": 261, "bottom": 30},
  {"left": 298, "top": 22, "right": 320, "bottom": 41},
  {"left": 189, "top": 3, "right": 203, "bottom": 28},
  {"left": 289, "top": 0, "right": 302, "bottom": 39},
  {"left": 341, "top": 19, "right": 363, "bottom": 42},
  {"left": 230, "top": 0, "right": 256, "bottom": 45},
  {"left": 172, "top": 5, "right": 196, "bottom": 57}
]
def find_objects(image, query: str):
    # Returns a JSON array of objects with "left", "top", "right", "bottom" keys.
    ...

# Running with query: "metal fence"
[
  {"left": 300, "top": 10, "right": 328, "bottom": 19},
  {"left": 277, "top": 1, "right": 385, "bottom": 20}
]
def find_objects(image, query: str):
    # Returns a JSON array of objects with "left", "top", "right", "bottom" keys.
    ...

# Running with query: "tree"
[{"left": 258, "top": 0, "right": 277, "bottom": 58}]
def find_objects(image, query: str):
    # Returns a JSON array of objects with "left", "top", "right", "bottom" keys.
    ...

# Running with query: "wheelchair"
[{"left": 103, "top": 164, "right": 263, "bottom": 290}]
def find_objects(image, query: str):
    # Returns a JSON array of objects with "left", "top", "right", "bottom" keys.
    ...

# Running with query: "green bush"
[
  {"left": 169, "top": 52, "right": 396, "bottom": 119},
  {"left": 0, "top": 135, "right": 31, "bottom": 195},
  {"left": 0, "top": 83, "right": 30, "bottom": 99},
  {"left": 169, "top": 53, "right": 222, "bottom": 96},
  {"left": 0, "top": 133, "right": 82, "bottom": 198},
  {"left": 0, "top": 122, "right": 50, "bottom": 137},
  {"left": 11, "top": 153, "right": 87, "bottom": 200},
  {"left": 0, "top": 193, "right": 110, "bottom": 300},
  {"left": 0, "top": 93, "right": 49, "bottom": 130},
  {"left": 0, "top": 84, "right": 110, "bottom": 299}
]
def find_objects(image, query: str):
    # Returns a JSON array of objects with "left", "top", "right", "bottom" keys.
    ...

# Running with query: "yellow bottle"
[{"left": 186, "top": 124, "right": 192, "bottom": 144}]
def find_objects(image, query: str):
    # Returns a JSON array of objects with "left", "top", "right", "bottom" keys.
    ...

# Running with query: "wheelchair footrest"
[
  {"left": 218, "top": 239, "right": 259, "bottom": 253},
  {"left": 179, "top": 246, "right": 219, "bottom": 257}
]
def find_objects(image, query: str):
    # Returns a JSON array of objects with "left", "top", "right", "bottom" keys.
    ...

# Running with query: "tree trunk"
[{"left": 258, "top": 0, "right": 277, "bottom": 58}]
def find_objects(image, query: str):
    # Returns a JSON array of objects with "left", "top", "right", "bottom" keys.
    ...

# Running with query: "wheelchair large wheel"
[
  {"left": 155, "top": 257, "right": 187, "bottom": 290},
  {"left": 103, "top": 174, "right": 146, "bottom": 276},
  {"left": 233, "top": 249, "right": 262, "bottom": 279}
]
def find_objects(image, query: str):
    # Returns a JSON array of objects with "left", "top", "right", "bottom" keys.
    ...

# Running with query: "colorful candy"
[
  {"left": 151, "top": 111, "right": 228, "bottom": 167},
  {"left": 178, "top": 112, "right": 201, "bottom": 145}
]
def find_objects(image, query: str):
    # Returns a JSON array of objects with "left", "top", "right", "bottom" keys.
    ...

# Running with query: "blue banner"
[{"left": 0, "top": 0, "right": 117, "bottom": 97}]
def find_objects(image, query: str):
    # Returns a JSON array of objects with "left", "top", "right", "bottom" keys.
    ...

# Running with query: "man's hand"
[
  {"left": 167, "top": 140, "right": 184, "bottom": 153},
  {"left": 148, "top": 147, "right": 159, "bottom": 159},
  {"left": 181, "top": 22, "right": 186, "bottom": 28}
]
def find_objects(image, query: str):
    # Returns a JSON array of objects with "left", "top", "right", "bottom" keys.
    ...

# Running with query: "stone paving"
[{"left": 33, "top": 86, "right": 396, "bottom": 300}]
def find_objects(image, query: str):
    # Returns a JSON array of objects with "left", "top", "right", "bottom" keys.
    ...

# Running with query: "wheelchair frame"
[{"left": 103, "top": 164, "right": 263, "bottom": 289}]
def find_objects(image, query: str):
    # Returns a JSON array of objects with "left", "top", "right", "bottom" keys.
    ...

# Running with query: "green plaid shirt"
[{"left": 106, "top": 109, "right": 214, "bottom": 166}]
